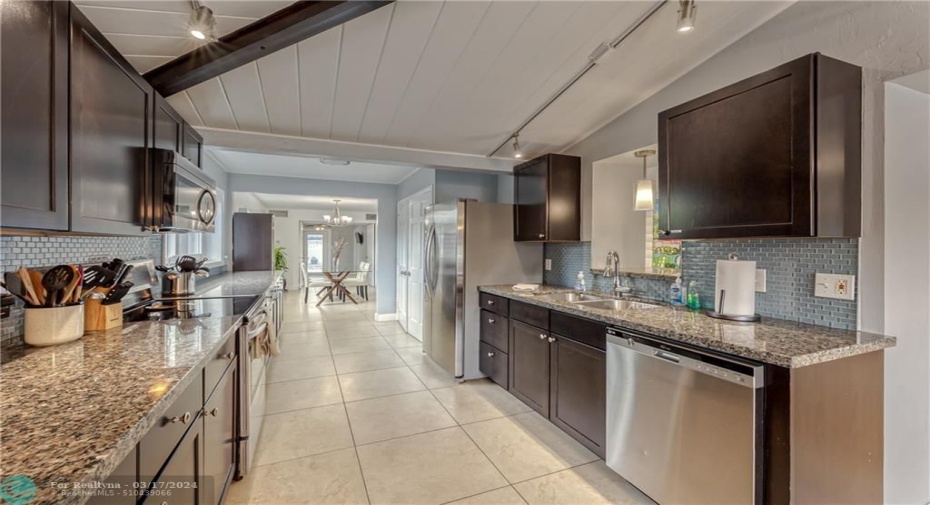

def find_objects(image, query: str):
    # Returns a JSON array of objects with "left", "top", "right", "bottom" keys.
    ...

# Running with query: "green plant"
[{"left": 274, "top": 246, "right": 289, "bottom": 271}]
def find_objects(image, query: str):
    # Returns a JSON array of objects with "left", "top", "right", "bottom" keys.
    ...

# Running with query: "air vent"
[
  {"left": 270, "top": 209, "right": 289, "bottom": 218},
  {"left": 365, "top": 213, "right": 377, "bottom": 221}
]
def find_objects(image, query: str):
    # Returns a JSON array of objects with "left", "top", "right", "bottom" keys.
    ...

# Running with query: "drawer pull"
[
  {"left": 538, "top": 334, "right": 546, "bottom": 340},
  {"left": 487, "top": 300, "right": 495, "bottom": 305},
  {"left": 487, "top": 318, "right": 495, "bottom": 324},
  {"left": 205, "top": 407, "right": 218, "bottom": 417},
  {"left": 548, "top": 337, "right": 556, "bottom": 343},
  {"left": 538, "top": 233, "right": 545, "bottom": 238},
  {"left": 487, "top": 352, "right": 495, "bottom": 357},
  {"left": 167, "top": 412, "right": 192, "bottom": 425},
  {"left": 221, "top": 352, "right": 234, "bottom": 360}
]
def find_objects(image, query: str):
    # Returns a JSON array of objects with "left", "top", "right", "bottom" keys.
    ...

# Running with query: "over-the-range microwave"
[{"left": 149, "top": 149, "right": 217, "bottom": 233}]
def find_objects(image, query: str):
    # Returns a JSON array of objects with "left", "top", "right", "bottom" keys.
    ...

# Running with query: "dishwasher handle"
[{"left": 607, "top": 330, "right": 764, "bottom": 389}]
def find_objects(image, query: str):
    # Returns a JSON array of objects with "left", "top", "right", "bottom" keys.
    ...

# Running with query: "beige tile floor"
[{"left": 226, "top": 291, "right": 655, "bottom": 505}]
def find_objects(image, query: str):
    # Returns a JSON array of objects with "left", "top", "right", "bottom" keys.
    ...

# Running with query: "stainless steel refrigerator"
[{"left": 424, "top": 200, "right": 543, "bottom": 379}]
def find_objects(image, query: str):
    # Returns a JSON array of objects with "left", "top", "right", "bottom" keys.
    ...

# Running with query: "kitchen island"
[
  {"left": 0, "top": 271, "right": 280, "bottom": 505},
  {"left": 479, "top": 284, "right": 895, "bottom": 504}
]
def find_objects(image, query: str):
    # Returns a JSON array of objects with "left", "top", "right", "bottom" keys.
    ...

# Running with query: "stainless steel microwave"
[{"left": 150, "top": 149, "right": 217, "bottom": 233}]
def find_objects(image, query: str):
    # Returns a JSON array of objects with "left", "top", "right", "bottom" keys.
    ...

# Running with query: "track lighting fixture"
[
  {"left": 512, "top": 134, "right": 523, "bottom": 159},
  {"left": 189, "top": 1, "right": 216, "bottom": 41},
  {"left": 677, "top": 0, "right": 696, "bottom": 33}
]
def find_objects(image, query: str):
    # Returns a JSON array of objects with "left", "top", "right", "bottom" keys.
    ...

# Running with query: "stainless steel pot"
[{"left": 163, "top": 271, "right": 196, "bottom": 296}]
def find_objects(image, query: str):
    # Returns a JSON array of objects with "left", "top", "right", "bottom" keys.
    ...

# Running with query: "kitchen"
[{"left": 1, "top": 1, "right": 928, "bottom": 505}]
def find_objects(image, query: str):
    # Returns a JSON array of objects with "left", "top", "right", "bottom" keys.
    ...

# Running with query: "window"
[{"left": 164, "top": 189, "right": 225, "bottom": 267}]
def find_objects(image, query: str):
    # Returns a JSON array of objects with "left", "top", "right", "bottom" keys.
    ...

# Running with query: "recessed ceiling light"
[
  {"left": 320, "top": 159, "right": 351, "bottom": 166},
  {"left": 677, "top": 0, "right": 696, "bottom": 33}
]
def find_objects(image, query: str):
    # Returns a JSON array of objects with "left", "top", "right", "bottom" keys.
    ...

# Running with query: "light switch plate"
[
  {"left": 814, "top": 273, "right": 856, "bottom": 301},
  {"left": 755, "top": 269, "right": 766, "bottom": 293},
  {"left": 545, "top": 259, "right": 552, "bottom": 271}
]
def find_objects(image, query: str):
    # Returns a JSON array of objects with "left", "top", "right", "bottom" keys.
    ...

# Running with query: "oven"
[
  {"left": 149, "top": 148, "right": 217, "bottom": 233},
  {"left": 236, "top": 296, "right": 273, "bottom": 479}
]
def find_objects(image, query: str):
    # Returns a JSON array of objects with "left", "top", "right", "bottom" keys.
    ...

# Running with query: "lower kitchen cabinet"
[
  {"left": 203, "top": 362, "right": 237, "bottom": 505},
  {"left": 479, "top": 341, "right": 508, "bottom": 389},
  {"left": 550, "top": 335, "right": 606, "bottom": 458},
  {"left": 144, "top": 421, "right": 204, "bottom": 505},
  {"left": 86, "top": 448, "right": 137, "bottom": 505},
  {"left": 509, "top": 320, "right": 551, "bottom": 416}
]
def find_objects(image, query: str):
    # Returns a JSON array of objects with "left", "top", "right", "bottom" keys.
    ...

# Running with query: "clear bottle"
[
  {"left": 687, "top": 280, "right": 701, "bottom": 309},
  {"left": 575, "top": 271, "right": 587, "bottom": 292}
]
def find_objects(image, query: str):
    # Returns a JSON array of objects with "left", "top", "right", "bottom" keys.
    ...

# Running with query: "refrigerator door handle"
[{"left": 424, "top": 224, "right": 437, "bottom": 299}]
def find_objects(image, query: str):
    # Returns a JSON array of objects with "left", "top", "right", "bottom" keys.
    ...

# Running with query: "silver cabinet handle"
[
  {"left": 538, "top": 334, "right": 546, "bottom": 340},
  {"left": 487, "top": 300, "right": 495, "bottom": 305},
  {"left": 222, "top": 352, "right": 234, "bottom": 360},
  {"left": 548, "top": 337, "right": 556, "bottom": 343},
  {"left": 487, "top": 352, "right": 495, "bottom": 357},
  {"left": 167, "top": 412, "right": 192, "bottom": 425},
  {"left": 205, "top": 407, "right": 218, "bottom": 417},
  {"left": 538, "top": 233, "right": 545, "bottom": 238},
  {"left": 488, "top": 318, "right": 495, "bottom": 324}
]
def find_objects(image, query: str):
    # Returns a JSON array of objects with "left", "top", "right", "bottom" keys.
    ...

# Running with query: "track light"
[
  {"left": 189, "top": 2, "right": 216, "bottom": 41},
  {"left": 677, "top": 0, "right": 696, "bottom": 33},
  {"left": 512, "top": 134, "right": 523, "bottom": 159}
]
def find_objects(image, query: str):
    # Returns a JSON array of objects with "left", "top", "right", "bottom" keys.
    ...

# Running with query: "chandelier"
[{"left": 324, "top": 199, "right": 353, "bottom": 227}]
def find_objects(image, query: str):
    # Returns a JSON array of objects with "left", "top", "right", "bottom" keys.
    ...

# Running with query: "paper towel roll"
[{"left": 715, "top": 258, "right": 757, "bottom": 317}]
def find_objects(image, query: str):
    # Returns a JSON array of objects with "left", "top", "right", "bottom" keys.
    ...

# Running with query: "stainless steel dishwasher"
[{"left": 606, "top": 328, "right": 764, "bottom": 504}]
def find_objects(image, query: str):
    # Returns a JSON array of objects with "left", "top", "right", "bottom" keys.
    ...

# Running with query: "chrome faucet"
[{"left": 603, "top": 250, "right": 631, "bottom": 297}]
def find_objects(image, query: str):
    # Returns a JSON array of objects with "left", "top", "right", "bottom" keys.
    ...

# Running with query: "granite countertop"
[
  {"left": 0, "top": 271, "right": 280, "bottom": 505},
  {"left": 184, "top": 270, "right": 283, "bottom": 298},
  {"left": 480, "top": 285, "right": 895, "bottom": 368}
]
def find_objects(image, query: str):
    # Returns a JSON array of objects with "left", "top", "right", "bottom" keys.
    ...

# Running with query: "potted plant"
[{"left": 274, "top": 246, "right": 288, "bottom": 289}]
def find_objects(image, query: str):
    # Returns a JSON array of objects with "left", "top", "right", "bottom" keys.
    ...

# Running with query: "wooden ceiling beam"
[{"left": 144, "top": 1, "right": 393, "bottom": 97}]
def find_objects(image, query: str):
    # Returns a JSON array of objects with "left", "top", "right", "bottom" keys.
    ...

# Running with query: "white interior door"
[
  {"left": 396, "top": 199, "right": 410, "bottom": 331},
  {"left": 405, "top": 189, "right": 431, "bottom": 341}
]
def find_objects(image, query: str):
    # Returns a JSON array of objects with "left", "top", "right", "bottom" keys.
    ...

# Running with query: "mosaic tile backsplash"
[
  {"left": 0, "top": 235, "right": 163, "bottom": 345},
  {"left": 544, "top": 238, "right": 858, "bottom": 330}
]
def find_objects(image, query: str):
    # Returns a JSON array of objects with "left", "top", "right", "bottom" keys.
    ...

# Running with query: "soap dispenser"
[{"left": 575, "top": 271, "right": 587, "bottom": 292}]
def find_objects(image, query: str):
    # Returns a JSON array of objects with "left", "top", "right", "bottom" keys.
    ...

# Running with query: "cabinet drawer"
[
  {"left": 550, "top": 311, "right": 607, "bottom": 351},
  {"left": 479, "top": 292, "right": 509, "bottom": 316},
  {"left": 480, "top": 310, "right": 509, "bottom": 352},
  {"left": 139, "top": 374, "right": 203, "bottom": 482},
  {"left": 510, "top": 300, "right": 549, "bottom": 330},
  {"left": 205, "top": 332, "right": 236, "bottom": 401},
  {"left": 479, "top": 342, "right": 508, "bottom": 389}
]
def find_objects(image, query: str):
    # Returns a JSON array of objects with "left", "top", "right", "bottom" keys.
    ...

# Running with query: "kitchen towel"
[{"left": 714, "top": 257, "right": 756, "bottom": 317}]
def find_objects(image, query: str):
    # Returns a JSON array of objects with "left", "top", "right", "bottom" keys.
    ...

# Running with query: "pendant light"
[
  {"left": 323, "top": 199, "right": 353, "bottom": 227},
  {"left": 633, "top": 149, "right": 656, "bottom": 211},
  {"left": 677, "top": 0, "right": 697, "bottom": 33}
]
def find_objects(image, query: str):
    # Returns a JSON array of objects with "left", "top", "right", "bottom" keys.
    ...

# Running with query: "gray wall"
[
  {"left": 434, "top": 170, "right": 500, "bottom": 204},
  {"left": 564, "top": 0, "right": 930, "bottom": 336},
  {"left": 396, "top": 168, "right": 436, "bottom": 201},
  {"left": 229, "top": 174, "right": 398, "bottom": 317}
]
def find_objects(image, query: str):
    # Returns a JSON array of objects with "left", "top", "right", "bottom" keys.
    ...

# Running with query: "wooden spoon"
[
  {"left": 61, "top": 265, "right": 82, "bottom": 305},
  {"left": 17, "top": 266, "right": 40, "bottom": 306},
  {"left": 29, "top": 269, "right": 46, "bottom": 306}
]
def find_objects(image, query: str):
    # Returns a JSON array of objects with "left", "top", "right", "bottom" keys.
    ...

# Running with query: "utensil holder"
[
  {"left": 84, "top": 298, "right": 123, "bottom": 331},
  {"left": 24, "top": 304, "right": 84, "bottom": 346}
]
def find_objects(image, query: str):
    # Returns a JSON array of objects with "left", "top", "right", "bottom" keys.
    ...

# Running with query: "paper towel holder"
[{"left": 706, "top": 289, "right": 761, "bottom": 322}]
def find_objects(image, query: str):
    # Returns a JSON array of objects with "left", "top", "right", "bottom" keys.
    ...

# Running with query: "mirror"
[{"left": 590, "top": 144, "right": 681, "bottom": 273}]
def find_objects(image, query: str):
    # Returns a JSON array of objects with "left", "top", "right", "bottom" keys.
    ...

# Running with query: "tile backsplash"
[
  {"left": 0, "top": 235, "right": 163, "bottom": 345},
  {"left": 544, "top": 238, "right": 858, "bottom": 330}
]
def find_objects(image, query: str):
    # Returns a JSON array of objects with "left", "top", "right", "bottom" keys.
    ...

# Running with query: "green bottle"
[{"left": 686, "top": 281, "right": 701, "bottom": 309}]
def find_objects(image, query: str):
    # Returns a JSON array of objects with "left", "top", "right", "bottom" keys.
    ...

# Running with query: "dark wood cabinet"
[
  {"left": 513, "top": 154, "right": 581, "bottom": 242},
  {"left": 550, "top": 335, "right": 606, "bottom": 458},
  {"left": 658, "top": 53, "right": 861, "bottom": 239},
  {"left": 70, "top": 5, "right": 151, "bottom": 235},
  {"left": 0, "top": 0, "right": 70, "bottom": 231},
  {"left": 479, "top": 341, "right": 509, "bottom": 389},
  {"left": 139, "top": 376, "right": 203, "bottom": 483},
  {"left": 87, "top": 448, "right": 137, "bottom": 505},
  {"left": 154, "top": 93, "right": 184, "bottom": 154},
  {"left": 203, "top": 362, "right": 236, "bottom": 505},
  {"left": 183, "top": 123, "right": 204, "bottom": 168},
  {"left": 509, "top": 320, "right": 551, "bottom": 415},
  {"left": 146, "top": 421, "right": 204, "bottom": 505}
]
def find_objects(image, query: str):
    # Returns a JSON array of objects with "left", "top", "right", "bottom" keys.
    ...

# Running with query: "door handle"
[
  {"left": 538, "top": 334, "right": 547, "bottom": 340},
  {"left": 548, "top": 337, "right": 556, "bottom": 343},
  {"left": 487, "top": 318, "right": 495, "bottom": 324},
  {"left": 654, "top": 350, "right": 681, "bottom": 363}
]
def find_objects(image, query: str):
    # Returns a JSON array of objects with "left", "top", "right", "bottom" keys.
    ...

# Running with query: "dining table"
[{"left": 313, "top": 268, "right": 362, "bottom": 307}]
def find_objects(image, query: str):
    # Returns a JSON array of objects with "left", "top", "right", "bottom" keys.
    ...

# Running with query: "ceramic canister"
[{"left": 23, "top": 304, "right": 85, "bottom": 346}]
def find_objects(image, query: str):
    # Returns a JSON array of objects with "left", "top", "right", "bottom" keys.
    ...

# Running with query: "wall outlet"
[
  {"left": 814, "top": 273, "right": 856, "bottom": 301},
  {"left": 755, "top": 269, "right": 766, "bottom": 293},
  {"left": 545, "top": 259, "right": 552, "bottom": 271}
]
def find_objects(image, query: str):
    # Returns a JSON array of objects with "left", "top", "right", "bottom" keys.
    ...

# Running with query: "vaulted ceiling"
[{"left": 75, "top": 0, "right": 794, "bottom": 169}]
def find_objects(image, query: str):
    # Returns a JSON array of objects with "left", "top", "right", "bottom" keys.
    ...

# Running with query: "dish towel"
[{"left": 513, "top": 284, "right": 540, "bottom": 292}]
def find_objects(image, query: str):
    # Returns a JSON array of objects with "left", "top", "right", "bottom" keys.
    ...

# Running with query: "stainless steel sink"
[
  {"left": 575, "top": 299, "right": 660, "bottom": 311},
  {"left": 541, "top": 292, "right": 605, "bottom": 303}
]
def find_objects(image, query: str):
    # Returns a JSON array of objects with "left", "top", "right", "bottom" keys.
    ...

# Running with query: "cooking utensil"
[
  {"left": 176, "top": 255, "right": 198, "bottom": 273},
  {"left": 194, "top": 267, "right": 210, "bottom": 278},
  {"left": 41, "top": 265, "right": 74, "bottom": 307},
  {"left": 28, "top": 269, "right": 46, "bottom": 306},
  {"left": 83, "top": 265, "right": 117, "bottom": 290},
  {"left": 1, "top": 281, "right": 31, "bottom": 305},
  {"left": 61, "top": 265, "right": 82, "bottom": 305},
  {"left": 155, "top": 265, "right": 173, "bottom": 273},
  {"left": 103, "top": 281, "right": 133, "bottom": 305},
  {"left": 114, "top": 264, "right": 134, "bottom": 286},
  {"left": 18, "top": 266, "right": 41, "bottom": 306}
]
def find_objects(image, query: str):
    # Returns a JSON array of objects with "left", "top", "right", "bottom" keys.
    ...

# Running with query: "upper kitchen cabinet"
[
  {"left": 658, "top": 53, "right": 861, "bottom": 240},
  {"left": 70, "top": 5, "right": 152, "bottom": 235},
  {"left": 513, "top": 154, "right": 581, "bottom": 242},
  {"left": 0, "top": 1, "right": 70, "bottom": 231},
  {"left": 183, "top": 123, "right": 204, "bottom": 169},
  {"left": 154, "top": 93, "right": 184, "bottom": 154}
]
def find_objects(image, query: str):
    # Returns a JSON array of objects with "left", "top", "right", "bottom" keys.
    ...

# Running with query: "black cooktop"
[{"left": 124, "top": 295, "right": 259, "bottom": 323}]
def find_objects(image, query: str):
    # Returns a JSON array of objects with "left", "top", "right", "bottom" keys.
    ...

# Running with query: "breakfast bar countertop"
[{"left": 479, "top": 284, "right": 896, "bottom": 368}]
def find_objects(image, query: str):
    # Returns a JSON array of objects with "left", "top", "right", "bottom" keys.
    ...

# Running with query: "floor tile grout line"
[
  {"left": 437, "top": 484, "right": 521, "bottom": 505},
  {"left": 331, "top": 358, "right": 375, "bottom": 505}
]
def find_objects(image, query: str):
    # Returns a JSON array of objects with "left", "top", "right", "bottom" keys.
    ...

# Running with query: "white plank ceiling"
[
  {"left": 76, "top": 0, "right": 794, "bottom": 163},
  {"left": 209, "top": 149, "right": 419, "bottom": 184}
]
